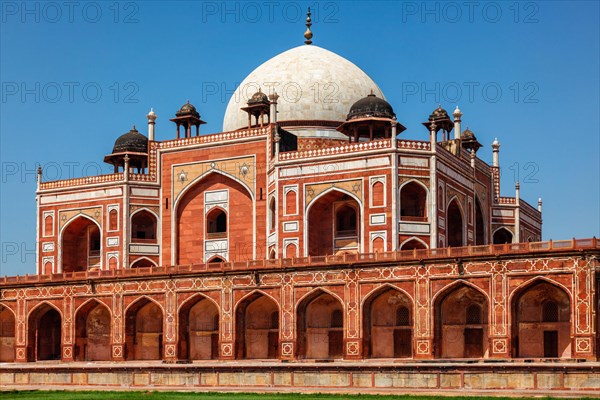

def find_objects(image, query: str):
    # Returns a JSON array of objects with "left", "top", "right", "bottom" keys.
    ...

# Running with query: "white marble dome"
[{"left": 222, "top": 45, "right": 385, "bottom": 133}]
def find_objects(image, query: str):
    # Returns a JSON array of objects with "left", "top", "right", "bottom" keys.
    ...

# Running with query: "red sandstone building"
[{"left": 0, "top": 17, "right": 599, "bottom": 383}]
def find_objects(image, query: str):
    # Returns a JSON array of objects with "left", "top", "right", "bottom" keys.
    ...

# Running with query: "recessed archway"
[
  {"left": 131, "top": 209, "right": 157, "bottom": 243},
  {"left": 307, "top": 189, "right": 361, "bottom": 256},
  {"left": 493, "top": 228, "right": 513, "bottom": 244},
  {"left": 235, "top": 293, "right": 279, "bottom": 359},
  {"left": 0, "top": 304, "right": 16, "bottom": 362},
  {"left": 434, "top": 283, "right": 489, "bottom": 358},
  {"left": 176, "top": 172, "right": 253, "bottom": 264},
  {"left": 178, "top": 295, "right": 219, "bottom": 360},
  {"left": 400, "top": 181, "right": 427, "bottom": 221},
  {"left": 75, "top": 300, "right": 111, "bottom": 361},
  {"left": 474, "top": 197, "right": 486, "bottom": 245},
  {"left": 297, "top": 290, "right": 344, "bottom": 359},
  {"left": 61, "top": 215, "right": 101, "bottom": 272},
  {"left": 27, "top": 303, "right": 62, "bottom": 361},
  {"left": 363, "top": 287, "right": 413, "bottom": 358},
  {"left": 400, "top": 237, "right": 428, "bottom": 251},
  {"left": 511, "top": 280, "right": 571, "bottom": 358},
  {"left": 125, "top": 298, "right": 163, "bottom": 360},
  {"left": 447, "top": 199, "right": 464, "bottom": 247}
]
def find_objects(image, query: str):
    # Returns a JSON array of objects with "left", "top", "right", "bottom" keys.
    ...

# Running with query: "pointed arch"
[
  {"left": 305, "top": 187, "right": 364, "bottom": 256},
  {"left": 474, "top": 194, "right": 486, "bottom": 245},
  {"left": 124, "top": 296, "right": 164, "bottom": 360},
  {"left": 174, "top": 170, "right": 255, "bottom": 264},
  {"left": 59, "top": 214, "right": 102, "bottom": 273},
  {"left": 493, "top": 227, "right": 513, "bottom": 244},
  {"left": 235, "top": 291, "right": 279, "bottom": 359},
  {"left": 400, "top": 237, "right": 429, "bottom": 250},
  {"left": 362, "top": 285, "right": 414, "bottom": 358},
  {"left": 510, "top": 278, "right": 572, "bottom": 358},
  {"left": 178, "top": 293, "right": 220, "bottom": 360},
  {"left": 130, "top": 208, "right": 159, "bottom": 243},
  {"left": 399, "top": 179, "right": 429, "bottom": 221},
  {"left": 27, "top": 302, "right": 62, "bottom": 361},
  {"left": 0, "top": 302, "right": 16, "bottom": 362},
  {"left": 296, "top": 288, "right": 344, "bottom": 359},
  {"left": 433, "top": 280, "right": 489, "bottom": 359},
  {"left": 130, "top": 256, "right": 158, "bottom": 269},
  {"left": 446, "top": 197, "right": 465, "bottom": 247},
  {"left": 74, "top": 299, "right": 111, "bottom": 361}
]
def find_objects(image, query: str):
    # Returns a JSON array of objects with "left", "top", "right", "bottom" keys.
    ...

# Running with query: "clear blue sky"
[{"left": 1, "top": 1, "right": 598, "bottom": 276}]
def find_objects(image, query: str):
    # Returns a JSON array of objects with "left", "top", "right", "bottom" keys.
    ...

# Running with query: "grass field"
[{"left": 0, "top": 392, "right": 583, "bottom": 400}]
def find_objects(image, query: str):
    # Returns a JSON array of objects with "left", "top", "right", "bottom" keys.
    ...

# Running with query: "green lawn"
[{"left": 0, "top": 392, "right": 585, "bottom": 400}]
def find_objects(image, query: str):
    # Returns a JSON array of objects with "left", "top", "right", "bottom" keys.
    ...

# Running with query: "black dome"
[
  {"left": 176, "top": 101, "right": 200, "bottom": 118},
  {"left": 347, "top": 93, "right": 395, "bottom": 120},
  {"left": 429, "top": 105, "right": 450, "bottom": 121},
  {"left": 112, "top": 127, "right": 148, "bottom": 153},
  {"left": 248, "top": 89, "right": 269, "bottom": 105}
]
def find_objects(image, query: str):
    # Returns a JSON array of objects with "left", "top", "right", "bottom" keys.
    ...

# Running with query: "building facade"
[{"left": 0, "top": 20, "right": 598, "bottom": 368}]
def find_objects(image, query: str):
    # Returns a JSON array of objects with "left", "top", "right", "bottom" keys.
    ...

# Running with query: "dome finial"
[{"left": 304, "top": 7, "right": 313, "bottom": 45}]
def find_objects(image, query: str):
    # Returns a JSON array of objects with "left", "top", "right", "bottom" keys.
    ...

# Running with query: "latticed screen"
[
  {"left": 396, "top": 306, "right": 410, "bottom": 326},
  {"left": 466, "top": 305, "right": 482, "bottom": 324},
  {"left": 543, "top": 301, "right": 559, "bottom": 322}
]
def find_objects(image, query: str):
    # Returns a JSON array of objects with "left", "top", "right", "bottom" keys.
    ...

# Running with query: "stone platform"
[{"left": 1, "top": 360, "right": 599, "bottom": 397}]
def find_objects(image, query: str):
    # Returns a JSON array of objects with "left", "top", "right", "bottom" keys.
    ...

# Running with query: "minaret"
[
  {"left": 147, "top": 108, "right": 157, "bottom": 141},
  {"left": 538, "top": 198, "right": 543, "bottom": 213},
  {"left": 453, "top": 106, "right": 462, "bottom": 139},
  {"left": 269, "top": 92, "right": 279, "bottom": 124},
  {"left": 304, "top": 8, "right": 313, "bottom": 45},
  {"left": 492, "top": 138, "right": 500, "bottom": 167},
  {"left": 514, "top": 182, "right": 521, "bottom": 243}
]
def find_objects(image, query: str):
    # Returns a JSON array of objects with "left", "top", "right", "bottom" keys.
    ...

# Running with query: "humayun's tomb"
[{"left": 0, "top": 11, "right": 598, "bottom": 394}]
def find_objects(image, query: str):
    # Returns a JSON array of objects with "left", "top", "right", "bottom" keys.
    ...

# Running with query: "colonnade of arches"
[{"left": 0, "top": 279, "right": 576, "bottom": 362}]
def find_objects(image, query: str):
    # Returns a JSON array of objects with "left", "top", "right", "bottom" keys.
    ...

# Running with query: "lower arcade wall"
[
  {"left": 1, "top": 363, "right": 599, "bottom": 392},
  {"left": 0, "top": 249, "right": 598, "bottom": 363}
]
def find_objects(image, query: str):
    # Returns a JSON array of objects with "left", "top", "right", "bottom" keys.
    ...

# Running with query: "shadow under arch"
[
  {"left": 27, "top": 302, "right": 62, "bottom": 361},
  {"left": 178, "top": 293, "right": 220, "bottom": 360},
  {"left": 362, "top": 284, "right": 413, "bottom": 358},
  {"left": 433, "top": 280, "right": 489, "bottom": 359},
  {"left": 74, "top": 299, "right": 111, "bottom": 361},
  {"left": 124, "top": 296, "right": 164, "bottom": 360},
  {"left": 0, "top": 302, "right": 16, "bottom": 362},
  {"left": 510, "top": 278, "right": 571, "bottom": 358},
  {"left": 296, "top": 288, "right": 344, "bottom": 359},
  {"left": 234, "top": 291, "right": 279, "bottom": 359}
]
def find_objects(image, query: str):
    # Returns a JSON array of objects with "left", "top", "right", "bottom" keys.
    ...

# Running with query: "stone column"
[
  {"left": 344, "top": 271, "right": 362, "bottom": 359},
  {"left": 489, "top": 262, "right": 510, "bottom": 358},
  {"left": 572, "top": 256, "right": 597, "bottom": 360},
  {"left": 111, "top": 289, "right": 125, "bottom": 361},
  {"left": 61, "top": 295, "right": 74, "bottom": 361},
  {"left": 279, "top": 273, "right": 296, "bottom": 360},
  {"left": 414, "top": 270, "right": 433, "bottom": 359},
  {"left": 219, "top": 278, "right": 235, "bottom": 360}
]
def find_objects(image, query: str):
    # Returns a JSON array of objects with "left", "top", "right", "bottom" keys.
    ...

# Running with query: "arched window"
[
  {"left": 331, "top": 309, "right": 343, "bottom": 328},
  {"left": 44, "top": 215, "right": 53, "bottom": 236},
  {"left": 400, "top": 182, "right": 427, "bottom": 221},
  {"left": 206, "top": 208, "right": 227, "bottom": 238},
  {"left": 131, "top": 210, "right": 157, "bottom": 242},
  {"left": 371, "top": 181, "right": 384, "bottom": 207},
  {"left": 285, "top": 190, "right": 297, "bottom": 215},
  {"left": 207, "top": 256, "right": 225, "bottom": 264},
  {"left": 542, "top": 301, "right": 559, "bottom": 322},
  {"left": 109, "top": 209, "right": 118, "bottom": 231},
  {"left": 335, "top": 205, "right": 357, "bottom": 236},
  {"left": 396, "top": 306, "right": 410, "bottom": 326},
  {"left": 466, "top": 304, "right": 482, "bottom": 324}
]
